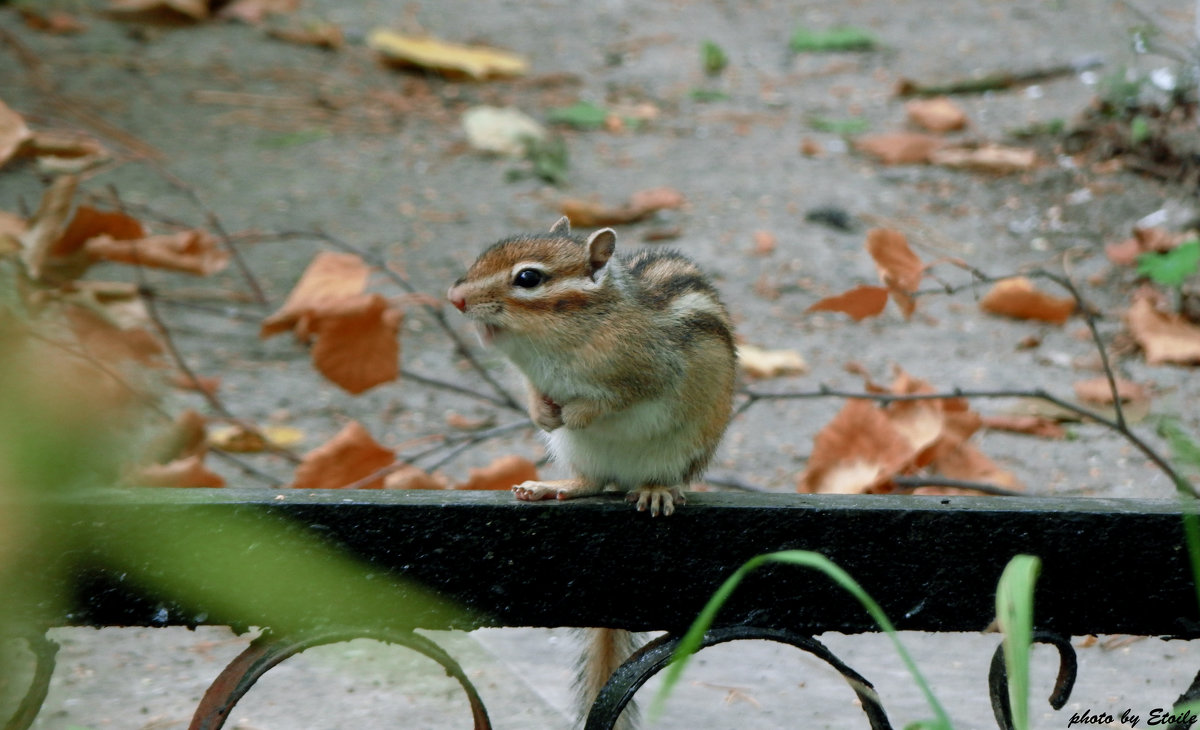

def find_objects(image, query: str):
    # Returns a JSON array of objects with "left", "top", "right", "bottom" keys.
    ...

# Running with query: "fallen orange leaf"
[
  {"left": 799, "top": 399, "right": 915, "bottom": 494},
  {"left": 19, "top": 174, "right": 78, "bottom": 280},
  {"left": 737, "top": 343, "right": 808, "bottom": 379},
  {"left": 261, "top": 251, "right": 370, "bottom": 338},
  {"left": 309, "top": 294, "right": 403, "bottom": 394},
  {"left": 1072, "top": 377, "right": 1149, "bottom": 405},
  {"left": 107, "top": 0, "right": 209, "bottom": 20},
  {"left": 65, "top": 304, "right": 164, "bottom": 366},
  {"left": 866, "top": 228, "right": 924, "bottom": 317},
  {"left": 132, "top": 454, "right": 225, "bottom": 488},
  {"left": 84, "top": 230, "right": 229, "bottom": 276},
  {"left": 807, "top": 285, "right": 889, "bottom": 321},
  {"left": 928, "top": 145, "right": 1038, "bottom": 174},
  {"left": 980, "top": 414, "right": 1067, "bottom": 439},
  {"left": 291, "top": 421, "right": 395, "bottom": 490},
  {"left": 1125, "top": 296, "right": 1200, "bottom": 365},
  {"left": 368, "top": 29, "right": 528, "bottom": 80},
  {"left": 560, "top": 187, "right": 686, "bottom": 227},
  {"left": 54, "top": 205, "right": 145, "bottom": 258},
  {"left": 384, "top": 463, "right": 449, "bottom": 490},
  {"left": 979, "top": 277, "right": 1074, "bottom": 324},
  {"left": 0, "top": 98, "right": 33, "bottom": 169},
  {"left": 217, "top": 0, "right": 298, "bottom": 23},
  {"left": 854, "top": 132, "right": 944, "bottom": 164},
  {"left": 456, "top": 454, "right": 539, "bottom": 491},
  {"left": 905, "top": 97, "right": 967, "bottom": 133}
]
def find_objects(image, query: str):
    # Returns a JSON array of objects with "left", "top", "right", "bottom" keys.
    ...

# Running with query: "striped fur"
[{"left": 448, "top": 221, "right": 738, "bottom": 730}]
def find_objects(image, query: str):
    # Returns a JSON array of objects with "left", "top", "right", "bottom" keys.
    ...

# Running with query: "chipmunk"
[{"left": 447, "top": 217, "right": 736, "bottom": 726}]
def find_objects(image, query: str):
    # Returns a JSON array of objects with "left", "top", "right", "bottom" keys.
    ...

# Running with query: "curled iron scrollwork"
[
  {"left": 188, "top": 628, "right": 490, "bottom": 730},
  {"left": 3, "top": 632, "right": 59, "bottom": 730},
  {"left": 585, "top": 626, "right": 893, "bottom": 730},
  {"left": 987, "top": 630, "right": 1077, "bottom": 730}
]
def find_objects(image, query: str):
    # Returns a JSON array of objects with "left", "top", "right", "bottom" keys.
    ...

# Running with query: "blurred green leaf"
[
  {"left": 807, "top": 115, "right": 870, "bottom": 134},
  {"left": 996, "top": 555, "right": 1040, "bottom": 730},
  {"left": 1137, "top": 239, "right": 1200, "bottom": 288},
  {"left": 689, "top": 88, "right": 730, "bottom": 103},
  {"left": 701, "top": 40, "right": 728, "bottom": 76},
  {"left": 1130, "top": 114, "right": 1151, "bottom": 144},
  {"left": 790, "top": 26, "right": 877, "bottom": 52},
  {"left": 546, "top": 101, "right": 609, "bottom": 129}
]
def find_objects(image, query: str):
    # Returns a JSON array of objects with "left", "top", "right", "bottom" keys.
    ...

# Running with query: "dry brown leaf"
[
  {"left": 26, "top": 131, "right": 109, "bottom": 173},
  {"left": 266, "top": 20, "right": 345, "bottom": 50},
  {"left": 751, "top": 231, "right": 777, "bottom": 256},
  {"left": 261, "top": 251, "right": 370, "bottom": 338},
  {"left": 806, "top": 285, "right": 889, "bottom": 321},
  {"left": 209, "top": 424, "right": 303, "bottom": 452},
  {"left": 457, "top": 455, "right": 539, "bottom": 491},
  {"left": 905, "top": 97, "right": 967, "bottom": 132},
  {"left": 979, "top": 277, "right": 1074, "bottom": 324},
  {"left": 737, "top": 343, "right": 808, "bottom": 379},
  {"left": 309, "top": 294, "right": 403, "bottom": 394},
  {"left": 854, "top": 132, "right": 944, "bottom": 164},
  {"left": 928, "top": 145, "right": 1038, "bottom": 174},
  {"left": 217, "top": 0, "right": 298, "bottom": 23},
  {"left": 980, "top": 414, "right": 1067, "bottom": 439},
  {"left": 55, "top": 205, "right": 145, "bottom": 259},
  {"left": 107, "top": 0, "right": 210, "bottom": 19},
  {"left": 1072, "top": 377, "right": 1149, "bottom": 405},
  {"left": 0, "top": 211, "right": 26, "bottom": 254},
  {"left": 169, "top": 372, "right": 221, "bottom": 395},
  {"left": 866, "top": 228, "right": 924, "bottom": 317},
  {"left": 19, "top": 175, "right": 78, "bottom": 280},
  {"left": 933, "top": 442, "right": 1024, "bottom": 491},
  {"left": 0, "top": 98, "right": 33, "bottom": 169},
  {"left": 384, "top": 463, "right": 449, "bottom": 490},
  {"left": 84, "top": 230, "right": 228, "bottom": 276},
  {"left": 445, "top": 411, "right": 497, "bottom": 431},
  {"left": 19, "top": 8, "right": 87, "bottom": 34},
  {"left": 144, "top": 409, "right": 210, "bottom": 465},
  {"left": 291, "top": 420, "right": 395, "bottom": 490},
  {"left": 1126, "top": 296, "right": 1200, "bottom": 365},
  {"left": 799, "top": 399, "right": 914, "bottom": 494},
  {"left": 66, "top": 304, "right": 164, "bottom": 366},
  {"left": 560, "top": 187, "right": 686, "bottom": 227},
  {"left": 133, "top": 454, "right": 225, "bottom": 488},
  {"left": 1107, "top": 226, "right": 1186, "bottom": 266},
  {"left": 368, "top": 29, "right": 528, "bottom": 80}
]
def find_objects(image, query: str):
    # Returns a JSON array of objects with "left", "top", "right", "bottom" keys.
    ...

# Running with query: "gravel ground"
[{"left": 2, "top": 0, "right": 1199, "bottom": 728}]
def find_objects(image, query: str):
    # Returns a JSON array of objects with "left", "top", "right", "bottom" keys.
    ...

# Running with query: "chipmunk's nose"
[{"left": 447, "top": 285, "right": 467, "bottom": 312}]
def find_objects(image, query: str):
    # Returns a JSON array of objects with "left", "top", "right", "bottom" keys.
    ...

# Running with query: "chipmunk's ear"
[
  {"left": 586, "top": 228, "right": 616, "bottom": 277},
  {"left": 549, "top": 216, "right": 571, "bottom": 235}
]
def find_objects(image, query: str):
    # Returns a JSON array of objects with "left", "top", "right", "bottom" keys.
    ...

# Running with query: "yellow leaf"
[
  {"left": 367, "top": 29, "right": 528, "bottom": 80},
  {"left": 737, "top": 343, "right": 808, "bottom": 379}
]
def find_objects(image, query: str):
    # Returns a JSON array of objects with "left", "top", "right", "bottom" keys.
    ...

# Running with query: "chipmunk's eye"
[{"left": 513, "top": 268, "right": 546, "bottom": 288}]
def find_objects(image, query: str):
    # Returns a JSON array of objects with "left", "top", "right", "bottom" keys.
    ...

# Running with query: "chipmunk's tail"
[{"left": 576, "top": 627, "right": 639, "bottom": 730}]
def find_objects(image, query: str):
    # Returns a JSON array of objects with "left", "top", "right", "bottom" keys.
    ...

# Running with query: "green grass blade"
[
  {"left": 995, "top": 555, "right": 1041, "bottom": 730},
  {"left": 647, "top": 550, "right": 952, "bottom": 728},
  {"left": 1158, "top": 417, "right": 1200, "bottom": 618}
]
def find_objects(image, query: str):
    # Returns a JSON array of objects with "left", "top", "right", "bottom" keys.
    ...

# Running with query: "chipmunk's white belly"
[{"left": 545, "top": 398, "right": 700, "bottom": 489}]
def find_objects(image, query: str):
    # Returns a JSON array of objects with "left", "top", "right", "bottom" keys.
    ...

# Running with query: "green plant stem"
[{"left": 648, "top": 550, "right": 952, "bottom": 729}]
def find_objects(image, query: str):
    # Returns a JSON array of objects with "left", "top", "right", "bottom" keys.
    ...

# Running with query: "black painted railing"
[{"left": 5, "top": 489, "right": 1200, "bottom": 729}]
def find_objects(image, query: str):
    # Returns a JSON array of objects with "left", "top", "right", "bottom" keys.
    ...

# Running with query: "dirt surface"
[{"left": 3, "top": 0, "right": 1200, "bottom": 728}]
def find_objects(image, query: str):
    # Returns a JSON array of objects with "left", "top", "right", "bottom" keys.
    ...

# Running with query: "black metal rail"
[{"left": 4, "top": 489, "right": 1199, "bottom": 729}]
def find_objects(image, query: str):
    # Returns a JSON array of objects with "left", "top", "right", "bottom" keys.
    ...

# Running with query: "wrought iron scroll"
[
  {"left": 584, "top": 626, "right": 893, "bottom": 730},
  {"left": 987, "top": 631, "right": 1077, "bottom": 730},
  {"left": 3, "top": 633, "right": 59, "bottom": 730},
  {"left": 188, "top": 628, "right": 491, "bottom": 730}
]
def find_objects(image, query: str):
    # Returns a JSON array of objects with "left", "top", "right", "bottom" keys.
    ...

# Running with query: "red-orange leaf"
[
  {"left": 979, "top": 277, "right": 1074, "bottom": 324},
  {"left": 84, "top": 230, "right": 228, "bottom": 276},
  {"left": 291, "top": 421, "right": 395, "bottom": 490},
  {"left": 309, "top": 294, "right": 403, "bottom": 394},
  {"left": 133, "top": 454, "right": 225, "bottom": 488},
  {"left": 261, "top": 251, "right": 370, "bottom": 338},
  {"left": 456, "top": 455, "right": 539, "bottom": 491},
  {"left": 807, "top": 285, "right": 889, "bottom": 321},
  {"left": 798, "top": 399, "right": 914, "bottom": 494}
]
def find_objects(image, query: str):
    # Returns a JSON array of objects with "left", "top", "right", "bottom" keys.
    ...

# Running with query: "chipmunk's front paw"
[
  {"left": 513, "top": 480, "right": 563, "bottom": 502},
  {"left": 531, "top": 395, "right": 563, "bottom": 432},
  {"left": 627, "top": 485, "right": 686, "bottom": 517}
]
